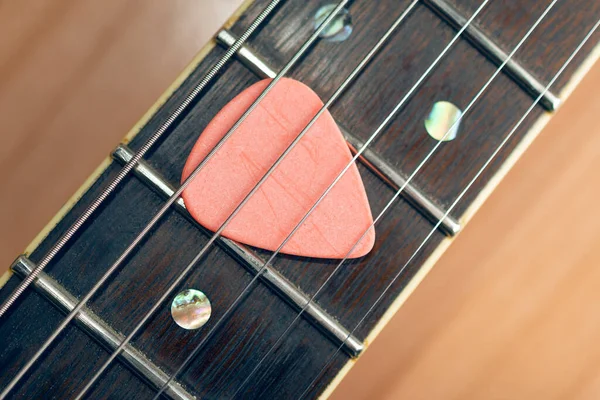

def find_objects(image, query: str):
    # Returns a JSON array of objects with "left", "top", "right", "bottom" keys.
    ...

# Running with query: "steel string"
[
  {"left": 75, "top": 2, "right": 420, "bottom": 397},
  {"left": 297, "top": 14, "right": 599, "bottom": 400},
  {"left": 0, "top": 0, "right": 284, "bottom": 320},
  {"left": 0, "top": 1, "right": 349, "bottom": 398},
  {"left": 151, "top": 1, "right": 494, "bottom": 398},
  {"left": 230, "top": 0, "right": 564, "bottom": 395}
]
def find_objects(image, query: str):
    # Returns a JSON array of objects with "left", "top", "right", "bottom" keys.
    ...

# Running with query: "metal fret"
[
  {"left": 10, "top": 256, "right": 195, "bottom": 400},
  {"left": 422, "top": 0, "right": 561, "bottom": 112},
  {"left": 0, "top": 0, "right": 284, "bottom": 320},
  {"left": 300, "top": 13, "right": 599, "bottom": 399},
  {"left": 216, "top": 29, "right": 461, "bottom": 236},
  {"left": 112, "top": 145, "right": 364, "bottom": 357}
]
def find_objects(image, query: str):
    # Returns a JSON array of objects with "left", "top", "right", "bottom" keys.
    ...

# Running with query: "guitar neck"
[{"left": 1, "top": 0, "right": 599, "bottom": 399}]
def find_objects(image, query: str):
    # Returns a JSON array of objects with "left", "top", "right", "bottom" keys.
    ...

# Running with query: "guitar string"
[
  {"left": 151, "top": 0, "right": 493, "bottom": 396},
  {"left": 0, "top": 1, "right": 350, "bottom": 398},
  {"left": 163, "top": 0, "right": 561, "bottom": 397},
  {"left": 3, "top": 0, "right": 584, "bottom": 394},
  {"left": 93, "top": 0, "right": 494, "bottom": 394},
  {"left": 296, "top": 17, "right": 600, "bottom": 400},
  {"left": 232, "top": 0, "right": 569, "bottom": 395},
  {"left": 0, "top": 0, "right": 284, "bottom": 319},
  {"left": 73, "top": 1, "right": 424, "bottom": 397}
]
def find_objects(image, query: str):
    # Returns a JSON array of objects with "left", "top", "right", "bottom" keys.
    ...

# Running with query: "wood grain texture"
[
  {"left": 0, "top": 0, "right": 599, "bottom": 399},
  {"left": 333, "top": 57, "right": 600, "bottom": 400}
]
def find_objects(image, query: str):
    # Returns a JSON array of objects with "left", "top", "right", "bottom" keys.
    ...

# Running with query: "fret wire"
[
  {"left": 3, "top": 0, "right": 589, "bottom": 396},
  {"left": 65, "top": 1, "right": 351, "bottom": 397},
  {"left": 216, "top": 27, "right": 462, "bottom": 236},
  {"left": 0, "top": 0, "right": 284, "bottom": 321},
  {"left": 232, "top": 0, "right": 564, "bottom": 395},
  {"left": 297, "top": 13, "right": 599, "bottom": 400},
  {"left": 2, "top": 0, "right": 344, "bottom": 396},
  {"left": 152, "top": 0, "right": 493, "bottom": 397},
  {"left": 0, "top": 0, "right": 285, "bottom": 394},
  {"left": 112, "top": 144, "right": 364, "bottom": 356},
  {"left": 73, "top": 2, "right": 414, "bottom": 397}
]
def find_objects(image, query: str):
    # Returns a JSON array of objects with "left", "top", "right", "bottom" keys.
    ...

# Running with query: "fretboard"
[{"left": 1, "top": 0, "right": 599, "bottom": 399}]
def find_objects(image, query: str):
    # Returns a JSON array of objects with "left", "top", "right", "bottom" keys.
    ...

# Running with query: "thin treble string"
[
  {"left": 232, "top": 0, "right": 563, "bottom": 394},
  {"left": 0, "top": 2, "right": 349, "bottom": 398},
  {"left": 76, "top": 2, "right": 419, "bottom": 398},
  {"left": 153, "top": 1, "right": 492, "bottom": 398},
  {"left": 0, "top": 0, "right": 284, "bottom": 320},
  {"left": 298, "top": 15, "right": 599, "bottom": 400}
]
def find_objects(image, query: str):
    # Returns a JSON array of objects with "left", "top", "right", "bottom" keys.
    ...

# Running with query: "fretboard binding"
[
  {"left": 215, "top": 29, "right": 461, "bottom": 237},
  {"left": 10, "top": 256, "right": 195, "bottom": 400},
  {"left": 112, "top": 145, "right": 364, "bottom": 358},
  {"left": 423, "top": 0, "right": 561, "bottom": 111}
]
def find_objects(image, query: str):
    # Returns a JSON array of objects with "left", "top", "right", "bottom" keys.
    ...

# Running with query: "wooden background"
[{"left": 1, "top": 1, "right": 599, "bottom": 399}]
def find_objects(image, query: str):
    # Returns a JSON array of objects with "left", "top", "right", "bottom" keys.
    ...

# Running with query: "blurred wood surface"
[{"left": 0, "top": 1, "right": 599, "bottom": 399}]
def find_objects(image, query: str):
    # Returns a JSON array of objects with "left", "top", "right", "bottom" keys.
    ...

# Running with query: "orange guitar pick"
[{"left": 181, "top": 78, "right": 375, "bottom": 259}]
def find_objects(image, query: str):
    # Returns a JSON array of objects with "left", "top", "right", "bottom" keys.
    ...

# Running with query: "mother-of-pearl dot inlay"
[
  {"left": 424, "top": 101, "right": 463, "bottom": 141},
  {"left": 171, "top": 289, "right": 212, "bottom": 330},
  {"left": 314, "top": 4, "right": 353, "bottom": 42}
]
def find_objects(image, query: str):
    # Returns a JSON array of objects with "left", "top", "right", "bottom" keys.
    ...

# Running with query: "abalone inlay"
[
  {"left": 171, "top": 289, "right": 211, "bottom": 330},
  {"left": 314, "top": 4, "right": 353, "bottom": 42},
  {"left": 424, "top": 101, "right": 462, "bottom": 141}
]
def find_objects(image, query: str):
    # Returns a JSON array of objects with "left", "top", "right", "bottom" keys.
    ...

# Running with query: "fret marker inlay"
[
  {"left": 314, "top": 4, "right": 353, "bottom": 42},
  {"left": 171, "top": 289, "right": 212, "bottom": 330},
  {"left": 425, "top": 101, "right": 462, "bottom": 141},
  {"left": 181, "top": 78, "right": 375, "bottom": 259}
]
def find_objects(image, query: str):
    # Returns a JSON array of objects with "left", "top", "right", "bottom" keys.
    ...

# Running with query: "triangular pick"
[{"left": 181, "top": 78, "right": 375, "bottom": 259}]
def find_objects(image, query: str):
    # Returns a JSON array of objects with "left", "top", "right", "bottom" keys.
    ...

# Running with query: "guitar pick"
[{"left": 181, "top": 78, "right": 375, "bottom": 259}]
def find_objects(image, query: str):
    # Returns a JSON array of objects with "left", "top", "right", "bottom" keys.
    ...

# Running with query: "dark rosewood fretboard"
[{"left": 1, "top": 0, "right": 599, "bottom": 398}]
